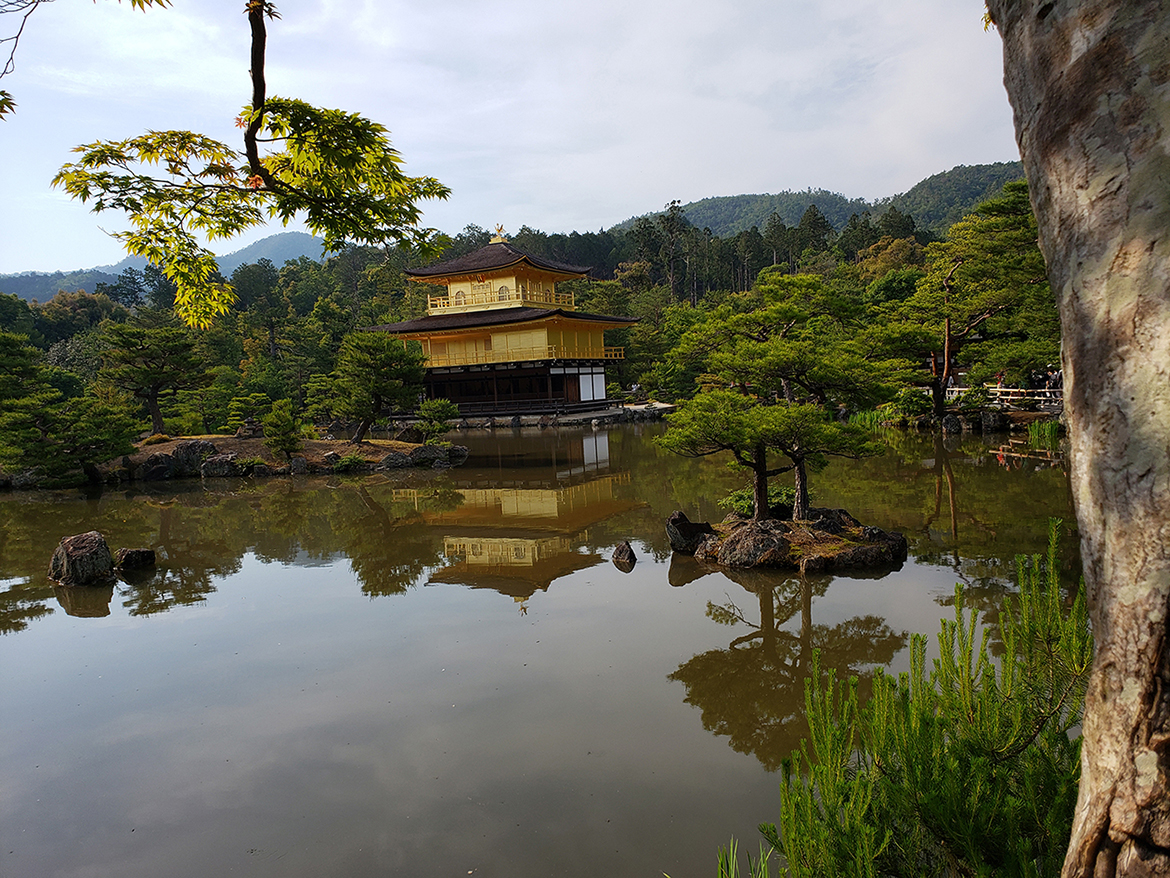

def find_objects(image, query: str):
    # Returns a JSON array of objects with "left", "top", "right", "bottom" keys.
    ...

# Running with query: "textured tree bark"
[{"left": 985, "top": 3, "right": 1170, "bottom": 875}]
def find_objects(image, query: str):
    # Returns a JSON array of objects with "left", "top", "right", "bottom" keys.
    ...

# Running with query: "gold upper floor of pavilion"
[{"left": 406, "top": 238, "right": 589, "bottom": 316}]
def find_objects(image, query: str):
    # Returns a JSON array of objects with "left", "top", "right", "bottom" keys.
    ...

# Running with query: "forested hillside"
[
  {"left": 666, "top": 162, "right": 1024, "bottom": 237},
  {"left": 880, "top": 161, "right": 1026, "bottom": 231},
  {"left": 669, "top": 190, "right": 874, "bottom": 237}
]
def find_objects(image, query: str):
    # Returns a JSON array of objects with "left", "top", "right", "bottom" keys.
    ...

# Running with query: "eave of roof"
[
  {"left": 368, "top": 307, "right": 638, "bottom": 335},
  {"left": 404, "top": 242, "right": 591, "bottom": 280}
]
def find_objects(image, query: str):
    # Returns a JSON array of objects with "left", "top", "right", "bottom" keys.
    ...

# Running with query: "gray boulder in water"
[
  {"left": 48, "top": 531, "right": 115, "bottom": 586},
  {"left": 665, "top": 511, "right": 716, "bottom": 555}
]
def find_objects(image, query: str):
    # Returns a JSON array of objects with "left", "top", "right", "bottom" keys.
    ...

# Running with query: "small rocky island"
[{"left": 666, "top": 508, "right": 908, "bottom": 574}]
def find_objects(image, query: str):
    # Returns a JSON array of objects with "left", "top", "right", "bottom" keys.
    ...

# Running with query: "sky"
[{"left": 0, "top": 0, "right": 1019, "bottom": 274}]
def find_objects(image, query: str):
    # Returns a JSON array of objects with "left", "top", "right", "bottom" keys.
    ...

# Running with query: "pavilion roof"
[
  {"left": 368, "top": 307, "right": 637, "bottom": 335},
  {"left": 404, "top": 241, "right": 591, "bottom": 280}
]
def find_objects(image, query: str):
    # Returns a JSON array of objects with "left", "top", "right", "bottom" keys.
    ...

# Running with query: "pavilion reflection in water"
[{"left": 391, "top": 429, "right": 642, "bottom": 603}]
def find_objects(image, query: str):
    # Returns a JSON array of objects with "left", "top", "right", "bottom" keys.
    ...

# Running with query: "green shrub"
[
  {"left": 416, "top": 398, "right": 460, "bottom": 444},
  {"left": 888, "top": 387, "right": 933, "bottom": 417},
  {"left": 262, "top": 398, "right": 303, "bottom": 460},
  {"left": 847, "top": 409, "right": 883, "bottom": 431},
  {"left": 954, "top": 385, "right": 991, "bottom": 412},
  {"left": 141, "top": 433, "right": 171, "bottom": 446},
  {"left": 719, "top": 485, "right": 798, "bottom": 519},
  {"left": 722, "top": 520, "right": 1090, "bottom": 878},
  {"left": 333, "top": 451, "right": 366, "bottom": 473},
  {"left": 225, "top": 392, "right": 273, "bottom": 431}
]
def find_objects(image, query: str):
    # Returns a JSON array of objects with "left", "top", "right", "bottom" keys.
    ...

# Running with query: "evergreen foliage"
[
  {"left": 332, "top": 331, "right": 425, "bottom": 444},
  {"left": 415, "top": 398, "right": 460, "bottom": 444},
  {"left": 660, "top": 391, "right": 882, "bottom": 521},
  {"left": 98, "top": 311, "right": 209, "bottom": 434},
  {"left": 0, "top": 332, "right": 139, "bottom": 485},
  {"left": 261, "top": 398, "right": 302, "bottom": 460},
  {"left": 723, "top": 521, "right": 1092, "bottom": 878}
]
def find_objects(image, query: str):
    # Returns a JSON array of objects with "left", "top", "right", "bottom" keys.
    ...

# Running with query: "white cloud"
[{"left": 0, "top": 0, "right": 1017, "bottom": 273}]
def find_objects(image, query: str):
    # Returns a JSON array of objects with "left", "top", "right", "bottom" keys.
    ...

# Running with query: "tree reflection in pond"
[{"left": 669, "top": 568, "right": 907, "bottom": 771}]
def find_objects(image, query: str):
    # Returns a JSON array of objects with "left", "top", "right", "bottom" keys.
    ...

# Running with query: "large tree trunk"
[
  {"left": 145, "top": 392, "right": 165, "bottom": 435},
  {"left": 791, "top": 458, "right": 809, "bottom": 521},
  {"left": 987, "top": 3, "right": 1170, "bottom": 874},
  {"left": 751, "top": 443, "right": 773, "bottom": 521}
]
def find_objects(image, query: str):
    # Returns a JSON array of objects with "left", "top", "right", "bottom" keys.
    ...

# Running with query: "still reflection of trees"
[
  {"left": 809, "top": 428, "right": 1080, "bottom": 634},
  {"left": 669, "top": 568, "right": 906, "bottom": 771},
  {"left": 0, "top": 489, "right": 159, "bottom": 632},
  {"left": 0, "top": 475, "right": 458, "bottom": 630},
  {"left": 118, "top": 503, "right": 241, "bottom": 615},
  {"left": 0, "top": 425, "right": 1077, "bottom": 636},
  {"left": 343, "top": 485, "right": 452, "bottom": 596}
]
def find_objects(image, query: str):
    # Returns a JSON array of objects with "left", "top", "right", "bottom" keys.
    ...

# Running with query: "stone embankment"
[
  {"left": 0, "top": 436, "right": 471, "bottom": 491},
  {"left": 448, "top": 403, "right": 672, "bottom": 431},
  {"left": 120, "top": 439, "right": 470, "bottom": 484},
  {"left": 667, "top": 508, "right": 908, "bottom": 575}
]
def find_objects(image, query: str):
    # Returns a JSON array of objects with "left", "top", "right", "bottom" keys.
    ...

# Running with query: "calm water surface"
[{"left": 0, "top": 425, "right": 1076, "bottom": 878}]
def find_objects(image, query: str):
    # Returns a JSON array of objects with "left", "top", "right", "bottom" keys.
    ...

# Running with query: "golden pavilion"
[{"left": 372, "top": 234, "right": 636, "bottom": 413}]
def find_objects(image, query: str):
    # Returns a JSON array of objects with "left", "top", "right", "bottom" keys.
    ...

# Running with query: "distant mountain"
[
  {"left": 678, "top": 190, "right": 875, "bottom": 236},
  {"left": 0, "top": 268, "right": 123, "bottom": 304},
  {"left": 642, "top": 162, "right": 1025, "bottom": 238},
  {"left": 215, "top": 232, "right": 326, "bottom": 275},
  {"left": 878, "top": 162, "right": 1026, "bottom": 231},
  {"left": 0, "top": 232, "right": 326, "bottom": 303}
]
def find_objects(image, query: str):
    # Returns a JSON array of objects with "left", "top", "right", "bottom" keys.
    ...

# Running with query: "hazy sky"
[{"left": 0, "top": 0, "right": 1017, "bottom": 274}]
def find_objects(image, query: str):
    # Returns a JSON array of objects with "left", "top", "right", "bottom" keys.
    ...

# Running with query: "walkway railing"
[
  {"left": 426, "top": 346, "right": 623, "bottom": 368},
  {"left": 453, "top": 399, "right": 619, "bottom": 416},
  {"left": 944, "top": 384, "right": 1063, "bottom": 411},
  {"left": 428, "top": 288, "right": 575, "bottom": 311}
]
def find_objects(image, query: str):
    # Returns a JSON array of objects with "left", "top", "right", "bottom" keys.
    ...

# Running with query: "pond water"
[{"left": 0, "top": 424, "right": 1077, "bottom": 878}]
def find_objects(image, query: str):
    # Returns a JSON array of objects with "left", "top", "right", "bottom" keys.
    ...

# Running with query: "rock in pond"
[
  {"left": 201, "top": 453, "right": 239, "bottom": 478},
  {"left": 676, "top": 508, "right": 908, "bottom": 575},
  {"left": 172, "top": 440, "right": 218, "bottom": 477},
  {"left": 380, "top": 451, "right": 412, "bottom": 469},
  {"left": 115, "top": 548, "right": 156, "bottom": 571},
  {"left": 612, "top": 540, "right": 637, "bottom": 572},
  {"left": 408, "top": 444, "right": 448, "bottom": 466},
  {"left": 49, "top": 531, "right": 115, "bottom": 586},
  {"left": 665, "top": 511, "right": 717, "bottom": 555}
]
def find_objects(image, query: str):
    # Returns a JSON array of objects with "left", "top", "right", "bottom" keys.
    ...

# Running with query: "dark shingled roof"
[
  {"left": 368, "top": 307, "right": 638, "bottom": 335},
  {"left": 404, "top": 242, "right": 591, "bottom": 279}
]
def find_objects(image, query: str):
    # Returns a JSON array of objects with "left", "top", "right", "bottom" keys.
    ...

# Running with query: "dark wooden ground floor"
[{"left": 424, "top": 361, "right": 613, "bottom": 415}]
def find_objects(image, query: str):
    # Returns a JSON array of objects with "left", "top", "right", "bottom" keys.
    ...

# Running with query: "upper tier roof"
[
  {"left": 368, "top": 307, "right": 638, "bottom": 335},
  {"left": 404, "top": 242, "right": 592, "bottom": 281}
]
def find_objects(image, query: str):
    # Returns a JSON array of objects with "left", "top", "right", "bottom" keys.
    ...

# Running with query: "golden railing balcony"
[
  {"left": 427, "top": 287, "right": 576, "bottom": 312},
  {"left": 426, "top": 346, "right": 624, "bottom": 368}
]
